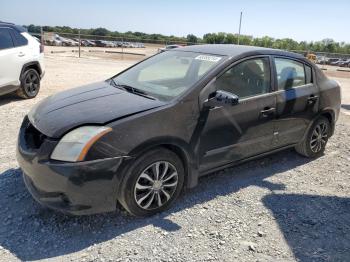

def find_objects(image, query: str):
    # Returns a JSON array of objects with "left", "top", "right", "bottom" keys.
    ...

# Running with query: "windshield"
[{"left": 113, "top": 51, "right": 224, "bottom": 101}]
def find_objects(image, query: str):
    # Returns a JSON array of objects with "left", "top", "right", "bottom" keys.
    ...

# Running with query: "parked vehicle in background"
[
  {"left": 17, "top": 45, "right": 341, "bottom": 216},
  {"left": 43, "top": 33, "right": 78, "bottom": 47},
  {"left": 327, "top": 58, "right": 340, "bottom": 65},
  {"left": 94, "top": 40, "right": 114, "bottom": 47},
  {"left": 124, "top": 42, "right": 136, "bottom": 48},
  {"left": 60, "top": 37, "right": 78, "bottom": 47},
  {"left": 338, "top": 59, "right": 350, "bottom": 67},
  {"left": 111, "top": 41, "right": 120, "bottom": 47},
  {"left": 0, "top": 22, "right": 45, "bottom": 98},
  {"left": 81, "top": 39, "right": 96, "bottom": 47},
  {"left": 93, "top": 40, "right": 106, "bottom": 47},
  {"left": 316, "top": 56, "right": 325, "bottom": 64},
  {"left": 110, "top": 41, "right": 145, "bottom": 48},
  {"left": 158, "top": 44, "right": 182, "bottom": 53},
  {"left": 44, "top": 33, "right": 62, "bottom": 46}
]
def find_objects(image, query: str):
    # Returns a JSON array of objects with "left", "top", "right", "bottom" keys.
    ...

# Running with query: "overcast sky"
[{"left": 1, "top": 0, "right": 349, "bottom": 43}]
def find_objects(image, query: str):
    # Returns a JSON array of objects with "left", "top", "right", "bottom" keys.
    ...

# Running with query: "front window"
[
  {"left": 214, "top": 57, "right": 271, "bottom": 99},
  {"left": 113, "top": 51, "right": 224, "bottom": 101}
]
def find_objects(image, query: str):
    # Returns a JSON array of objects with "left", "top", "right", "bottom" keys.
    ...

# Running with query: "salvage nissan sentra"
[{"left": 17, "top": 45, "right": 341, "bottom": 216}]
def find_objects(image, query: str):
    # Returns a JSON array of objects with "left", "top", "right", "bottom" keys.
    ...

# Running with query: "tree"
[
  {"left": 239, "top": 35, "right": 252, "bottom": 45},
  {"left": 91, "top": 28, "right": 109, "bottom": 36},
  {"left": 215, "top": 32, "right": 226, "bottom": 44},
  {"left": 187, "top": 34, "right": 198, "bottom": 44},
  {"left": 321, "top": 39, "right": 338, "bottom": 53},
  {"left": 225, "top": 33, "right": 237, "bottom": 44},
  {"left": 26, "top": 24, "right": 41, "bottom": 33},
  {"left": 203, "top": 33, "right": 216, "bottom": 44}
]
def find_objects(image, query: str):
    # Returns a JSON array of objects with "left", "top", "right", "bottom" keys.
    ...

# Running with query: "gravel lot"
[{"left": 0, "top": 54, "right": 349, "bottom": 262}]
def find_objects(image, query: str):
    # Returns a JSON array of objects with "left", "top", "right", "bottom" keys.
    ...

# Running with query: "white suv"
[{"left": 0, "top": 22, "right": 45, "bottom": 99}]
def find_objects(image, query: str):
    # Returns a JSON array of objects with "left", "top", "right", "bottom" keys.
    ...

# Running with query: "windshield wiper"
[{"left": 109, "top": 79, "right": 156, "bottom": 100}]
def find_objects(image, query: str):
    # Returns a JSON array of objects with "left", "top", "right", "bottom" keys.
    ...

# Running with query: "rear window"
[
  {"left": 0, "top": 28, "right": 14, "bottom": 50},
  {"left": 275, "top": 58, "right": 305, "bottom": 90},
  {"left": 10, "top": 29, "right": 28, "bottom": 47}
]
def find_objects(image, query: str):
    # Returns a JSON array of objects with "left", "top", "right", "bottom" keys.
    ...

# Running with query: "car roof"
[
  {"left": 175, "top": 44, "right": 305, "bottom": 60},
  {"left": 0, "top": 21, "right": 27, "bottom": 33}
]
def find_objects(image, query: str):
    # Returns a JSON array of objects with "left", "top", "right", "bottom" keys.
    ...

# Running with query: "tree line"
[{"left": 25, "top": 24, "right": 350, "bottom": 54}]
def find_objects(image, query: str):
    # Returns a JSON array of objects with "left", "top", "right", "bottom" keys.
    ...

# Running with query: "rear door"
[
  {"left": 272, "top": 57, "right": 319, "bottom": 147},
  {"left": 198, "top": 56, "right": 277, "bottom": 172}
]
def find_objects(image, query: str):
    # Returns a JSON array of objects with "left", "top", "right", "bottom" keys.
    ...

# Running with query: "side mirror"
[{"left": 203, "top": 90, "right": 239, "bottom": 108}]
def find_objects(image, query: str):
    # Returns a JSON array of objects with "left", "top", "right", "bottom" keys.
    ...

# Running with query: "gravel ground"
[{"left": 0, "top": 55, "right": 349, "bottom": 262}]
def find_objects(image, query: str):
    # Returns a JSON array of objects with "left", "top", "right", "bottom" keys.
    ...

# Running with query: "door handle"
[
  {"left": 18, "top": 52, "right": 25, "bottom": 57},
  {"left": 260, "top": 107, "right": 276, "bottom": 118},
  {"left": 307, "top": 95, "right": 318, "bottom": 104}
]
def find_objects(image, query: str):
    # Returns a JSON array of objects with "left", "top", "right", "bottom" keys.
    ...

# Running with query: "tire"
[
  {"left": 118, "top": 148, "right": 185, "bottom": 217},
  {"left": 295, "top": 116, "right": 331, "bottom": 158},
  {"left": 16, "top": 68, "right": 40, "bottom": 99}
]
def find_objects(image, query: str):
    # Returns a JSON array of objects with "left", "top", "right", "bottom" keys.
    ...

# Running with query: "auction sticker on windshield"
[{"left": 195, "top": 55, "right": 222, "bottom": 62}]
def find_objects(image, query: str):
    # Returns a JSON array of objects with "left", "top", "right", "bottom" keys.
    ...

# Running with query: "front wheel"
[
  {"left": 295, "top": 116, "right": 331, "bottom": 158},
  {"left": 118, "top": 148, "right": 185, "bottom": 217}
]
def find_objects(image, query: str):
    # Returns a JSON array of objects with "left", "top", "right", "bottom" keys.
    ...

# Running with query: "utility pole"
[
  {"left": 121, "top": 37, "right": 124, "bottom": 60},
  {"left": 237, "top": 11, "right": 243, "bottom": 45},
  {"left": 40, "top": 26, "right": 44, "bottom": 47},
  {"left": 78, "top": 29, "right": 81, "bottom": 58}
]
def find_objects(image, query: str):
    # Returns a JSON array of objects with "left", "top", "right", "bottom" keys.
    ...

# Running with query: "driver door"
[{"left": 198, "top": 56, "right": 276, "bottom": 172}]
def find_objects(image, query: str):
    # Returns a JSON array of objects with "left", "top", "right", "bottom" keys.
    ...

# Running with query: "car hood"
[{"left": 28, "top": 81, "right": 165, "bottom": 138}]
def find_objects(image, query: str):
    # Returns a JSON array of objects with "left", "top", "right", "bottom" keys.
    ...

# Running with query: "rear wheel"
[
  {"left": 295, "top": 116, "right": 330, "bottom": 158},
  {"left": 16, "top": 68, "right": 40, "bottom": 99},
  {"left": 118, "top": 148, "right": 184, "bottom": 217}
]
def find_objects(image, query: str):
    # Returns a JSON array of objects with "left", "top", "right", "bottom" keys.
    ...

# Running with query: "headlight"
[{"left": 51, "top": 126, "right": 112, "bottom": 162}]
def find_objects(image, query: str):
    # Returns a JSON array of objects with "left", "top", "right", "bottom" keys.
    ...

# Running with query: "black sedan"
[{"left": 17, "top": 45, "right": 341, "bottom": 216}]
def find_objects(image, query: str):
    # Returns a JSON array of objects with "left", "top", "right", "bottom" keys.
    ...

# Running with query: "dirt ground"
[{"left": 0, "top": 54, "right": 349, "bottom": 262}]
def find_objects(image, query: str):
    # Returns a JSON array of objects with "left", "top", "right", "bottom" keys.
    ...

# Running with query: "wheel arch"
[
  {"left": 126, "top": 137, "right": 199, "bottom": 190},
  {"left": 20, "top": 61, "right": 42, "bottom": 79},
  {"left": 300, "top": 109, "right": 336, "bottom": 143},
  {"left": 319, "top": 109, "right": 336, "bottom": 136}
]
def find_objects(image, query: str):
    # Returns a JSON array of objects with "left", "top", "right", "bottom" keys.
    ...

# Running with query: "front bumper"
[{"left": 17, "top": 118, "right": 125, "bottom": 215}]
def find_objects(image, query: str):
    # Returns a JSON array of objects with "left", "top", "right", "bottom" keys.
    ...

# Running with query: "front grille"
[{"left": 22, "top": 117, "right": 47, "bottom": 149}]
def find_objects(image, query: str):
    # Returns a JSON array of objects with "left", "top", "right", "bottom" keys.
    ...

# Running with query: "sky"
[{"left": 1, "top": 0, "right": 350, "bottom": 43}]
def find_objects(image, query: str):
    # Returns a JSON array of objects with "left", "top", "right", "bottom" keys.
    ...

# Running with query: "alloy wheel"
[
  {"left": 24, "top": 71, "right": 39, "bottom": 96},
  {"left": 310, "top": 122, "right": 328, "bottom": 153},
  {"left": 134, "top": 161, "right": 178, "bottom": 210}
]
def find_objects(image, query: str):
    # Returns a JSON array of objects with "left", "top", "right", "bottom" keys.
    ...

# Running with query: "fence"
[
  {"left": 31, "top": 31, "right": 199, "bottom": 59},
  {"left": 29, "top": 31, "right": 350, "bottom": 68}
]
